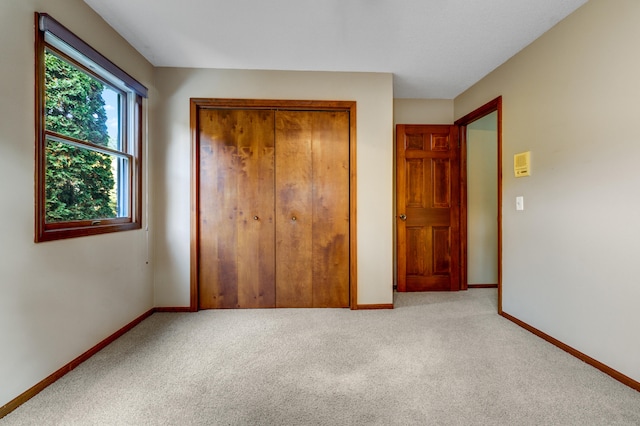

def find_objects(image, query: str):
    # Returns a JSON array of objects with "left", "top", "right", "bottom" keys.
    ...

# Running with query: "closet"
[{"left": 194, "top": 101, "right": 352, "bottom": 309}]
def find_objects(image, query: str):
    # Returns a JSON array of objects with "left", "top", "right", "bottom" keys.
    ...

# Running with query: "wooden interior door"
[
  {"left": 396, "top": 125, "right": 460, "bottom": 292},
  {"left": 275, "top": 111, "right": 350, "bottom": 307},
  {"left": 198, "top": 109, "right": 276, "bottom": 308}
]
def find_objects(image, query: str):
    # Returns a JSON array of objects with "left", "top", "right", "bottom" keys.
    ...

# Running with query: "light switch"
[{"left": 516, "top": 196, "right": 524, "bottom": 211}]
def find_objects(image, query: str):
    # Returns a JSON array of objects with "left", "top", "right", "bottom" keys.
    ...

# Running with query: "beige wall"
[
  {"left": 467, "top": 113, "right": 498, "bottom": 285},
  {"left": 455, "top": 0, "right": 640, "bottom": 382},
  {"left": 394, "top": 99, "right": 453, "bottom": 125},
  {"left": 153, "top": 68, "right": 394, "bottom": 307},
  {"left": 0, "top": 0, "right": 155, "bottom": 407}
]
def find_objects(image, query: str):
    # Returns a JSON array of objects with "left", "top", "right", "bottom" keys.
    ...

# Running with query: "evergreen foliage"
[{"left": 44, "top": 52, "right": 117, "bottom": 222}]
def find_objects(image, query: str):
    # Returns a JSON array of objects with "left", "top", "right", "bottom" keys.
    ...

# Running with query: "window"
[{"left": 35, "top": 13, "right": 147, "bottom": 241}]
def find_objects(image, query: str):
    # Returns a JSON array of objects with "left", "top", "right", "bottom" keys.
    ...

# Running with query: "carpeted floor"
[{"left": 3, "top": 289, "right": 640, "bottom": 425}]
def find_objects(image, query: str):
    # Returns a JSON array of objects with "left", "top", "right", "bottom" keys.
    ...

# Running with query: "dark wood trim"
[
  {"left": 450, "top": 125, "right": 461, "bottom": 291},
  {"left": 454, "top": 97, "right": 501, "bottom": 126},
  {"left": 37, "top": 223, "right": 142, "bottom": 242},
  {"left": 459, "top": 126, "right": 468, "bottom": 291},
  {"left": 189, "top": 100, "right": 199, "bottom": 312},
  {"left": 395, "top": 125, "right": 406, "bottom": 293},
  {"left": 38, "top": 13, "right": 147, "bottom": 97},
  {"left": 501, "top": 312, "right": 640, "bottom": 393},
  {"left": 349, "top": 104, "right": 358, "bottom": 309},
  {"left": 154, "top": 307, "right": 192, "bottom": 313},
  {"left": 0, "top": 309, "right": 154, "bottom": 420},
  {"left": 190, "top": 98, "right": 355, "bottom": 111},
  {"left": 134, "top": 96, "right": 144, "bottom": 228},
  {"left": 496, "top": 98, "right": 503, "bottom": 314},
  {"left": 355, "top": 304, "right": 394, "bottom": 310},
  {"left": 190, "top": 99, "right": 358, "bottom": 310},
  {"left": 34, "top": 12, "right": 46, "bottom": 243},
  {"left": 467, "top": 284, "right": 498, "bottom": 289},
  {"left": 44, "top": 216, "right": 132, "bottom": 231},
  {"left": 454, "top": 96, "right": 502, "bottom": 313}
]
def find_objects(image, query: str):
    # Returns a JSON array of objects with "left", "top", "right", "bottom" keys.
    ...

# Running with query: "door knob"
[
  {"left": 291, "top": 216, "right": 297, "bottom": 221},
  {"left": 399, "top": 214, "right": 407, "bottom": 221},
  {"left": 253, "top": 216, "right": 259, "bottom": 220}
]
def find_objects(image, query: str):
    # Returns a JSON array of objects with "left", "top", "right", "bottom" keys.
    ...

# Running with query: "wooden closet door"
[
  {"left": 275, "top": 111, "right": 350, "bottom": 308},
  {"left": 198, "top": 109, "right": 276, "bottom": 308}
]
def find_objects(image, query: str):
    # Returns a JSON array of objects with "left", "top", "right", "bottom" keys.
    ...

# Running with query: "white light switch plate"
[{"left": 516, "top": 196, "right": 524, "bottom": 211}]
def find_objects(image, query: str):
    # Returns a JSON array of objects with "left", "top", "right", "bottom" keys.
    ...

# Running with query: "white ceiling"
[{"left": 83, "top": 0, "right": 587, "bottom": 99}]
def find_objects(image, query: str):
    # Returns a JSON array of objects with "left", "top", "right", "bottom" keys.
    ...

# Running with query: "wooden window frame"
[{"left": 35, "top": 13, "right": 147, "bottom": 242}]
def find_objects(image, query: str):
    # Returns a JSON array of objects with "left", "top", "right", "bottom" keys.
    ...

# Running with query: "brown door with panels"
[
  {"left": 396, "top": 125, "right": 460, "bottom": 292},
  {"left": 197, "top": 106, "right": 350, "bottom": 309}
]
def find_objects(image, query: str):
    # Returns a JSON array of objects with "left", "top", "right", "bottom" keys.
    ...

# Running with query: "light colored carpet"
[{"left": 3, "top": 289, "right": 640, "bottom": 425}]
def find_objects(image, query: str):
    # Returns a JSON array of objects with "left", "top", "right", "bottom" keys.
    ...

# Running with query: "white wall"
[
  {"left": 0, "top": 0, "right": 155, "bottom": 408},
  {"left": 455, "top": 0, "right": 640, "bottom": 382},
  {"left": 467, "top": 113, "right": 498, "bottom": 284},
  {"left": 153, "top": 68, "right": 394, "bottom": 307}
]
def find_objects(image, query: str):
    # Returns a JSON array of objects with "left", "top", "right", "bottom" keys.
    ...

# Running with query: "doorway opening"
[{"left": 455, "top": 97, "right": 502, "bottom": 313}]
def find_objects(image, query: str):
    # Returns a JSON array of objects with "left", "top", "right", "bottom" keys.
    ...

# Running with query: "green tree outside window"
[{"left": 44, "top": 51, "right": 118, "bottom": 222}]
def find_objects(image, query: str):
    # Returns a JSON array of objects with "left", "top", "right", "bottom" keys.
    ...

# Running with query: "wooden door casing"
[
  {"left": 454, "top": 96, "right": 503, "bottom": 312},
  {"left": 396, "top": 125, "right": 460, "bottom": 292}
]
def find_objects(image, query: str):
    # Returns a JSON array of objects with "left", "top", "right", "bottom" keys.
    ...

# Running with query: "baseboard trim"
[
  {"left": 355, "top": 303, "right": 394, "bottom": 310},
  {"left": 468, "top": 284, "right": 498, "bottom": 288},
  {"left": 0, "top": 308, "right": 154, "bottom": 420},
  {"left": 501, "top": 311, "right": 640, "bottom": 393},
  {"left": 154, "top": 307, "right": 191, "bottom": 312}
]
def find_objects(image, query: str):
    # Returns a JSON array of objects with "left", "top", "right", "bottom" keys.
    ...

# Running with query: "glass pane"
[
  {"left": 102, "top": 86, "right": 122, "bottom": 151},
  {"left": 44, "top": 50, "right": 122, "bottom": 151},
  {"left": 45, "top": 138, "right": 129, "bottom": 223}
]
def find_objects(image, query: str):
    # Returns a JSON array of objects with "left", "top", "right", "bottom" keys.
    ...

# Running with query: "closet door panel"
[
  {"left": 199, "top": 109, "right": 275, "bottom": 308},
  {"left": 199, "top": 109, "right": 238, "bottom": 309},
  {"left": 275, "top": 111, "right": 314, "bottom": 308},
  {"left": 312, "top": 111, "right": 350, "bottom": 308},
  {"left": 275, "top": 110, "right": 350, "bottom": 308},
  {"left": 236, "top": 110, "right": 276, "bottom": 308}
]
